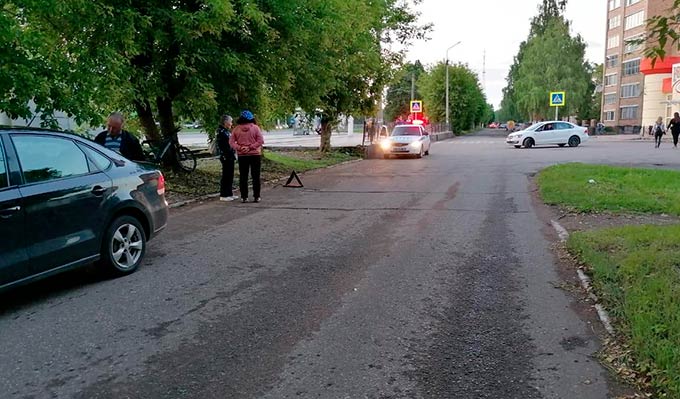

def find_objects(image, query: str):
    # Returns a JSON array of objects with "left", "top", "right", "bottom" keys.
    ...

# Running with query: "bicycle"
[{"left": 141, "top": 135, "right": 196, "bottom": 173}]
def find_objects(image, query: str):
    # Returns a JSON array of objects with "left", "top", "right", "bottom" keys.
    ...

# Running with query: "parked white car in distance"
[{"left": 506, "top": 121, "right": 589, "bottom": 149}]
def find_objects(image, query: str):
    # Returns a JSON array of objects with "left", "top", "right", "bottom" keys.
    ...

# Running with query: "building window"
[
  {"left": 624, "top": 34, "right": 644, "bottom": 53},
  {"left": 621, "top": 83, "right": 640, "bottom": 98},
  {"left": 625, "top": 11, "right": 644, "bottom": 30},
  {"left": 605, "top": 74, "right": 618, "bottom": 86},
  {"left": 609, "top": 15, "right": 621, "bottom": 30},
  {"left": 606, "top": 54, "right": 619, "bottom": 68},
  {"left": 622, "top": 59, "right": 640, "bottom": 76},
  {"left": 609, "top": 0, "right": 621, "bottom": 10},
  {"left": 604, "top": 93, "right": 618, "bottom": 105},
  {"left": 620, "top": 105, "right": 638, "bottom": 120},
  {"left": 604, "top": 110, "right": 616, "bottom": 121},
  {"left": 608, "top": 35, "right": 620, "bottom": 49},
  {"left": 625, "top": 0, "right": 640, "bottom": 5}
]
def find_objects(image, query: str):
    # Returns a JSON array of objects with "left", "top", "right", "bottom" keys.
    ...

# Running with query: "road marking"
[{"left": 550, "top": 219, "right": 615, "bottom": 335}]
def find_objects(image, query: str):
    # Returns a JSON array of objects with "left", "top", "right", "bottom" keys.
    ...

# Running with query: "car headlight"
[
  {"left": 410, "top": 141, "right": 422, "bottom": 148},
  {"left": 380, "top": 140, "right": 392, "bottom": 150}
]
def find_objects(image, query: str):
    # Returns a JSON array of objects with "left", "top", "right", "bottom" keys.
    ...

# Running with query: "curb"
[
  {"left": 550, "top": 219, "right": 615, "bottom": 336},
  {"left": 168, "top": 158, "right": 364, "bottom": 209}
]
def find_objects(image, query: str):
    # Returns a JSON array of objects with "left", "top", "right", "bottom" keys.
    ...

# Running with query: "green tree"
[
  {"left": 576, "top": 63, "right": 602, "bottom": 123},
  {"left": 644, "top": 0, "right": 680, "bottom": 63},
  {"left": 384, "top": 61, "right": 426, "bottom": 122},
  {"left": 499, "top": 0, "right": 568, "bottom": 122},
  {"left": 310, "top": 0, "right": 431, "bottom": 152},
  {"left": 417, "top": 62, "right": 487, "bottom": 132}
]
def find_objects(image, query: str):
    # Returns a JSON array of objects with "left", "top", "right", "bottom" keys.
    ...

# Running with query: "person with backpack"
[
  {"left": 668, "top": 112, "right": 680, "bottom": 148},
  {"left": 654, "top": 116, "right": 666, "bottom": 149},
  {"left": 217, "top": 114, "right": 238, "bottom": 201}
]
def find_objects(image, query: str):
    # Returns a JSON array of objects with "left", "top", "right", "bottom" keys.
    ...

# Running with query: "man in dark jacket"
[
  {"left": 216, "top": 114, "right": 238, "bottom": 201},
  {"left": 94, "top": 112, "right": 145, "bottom": 161}
]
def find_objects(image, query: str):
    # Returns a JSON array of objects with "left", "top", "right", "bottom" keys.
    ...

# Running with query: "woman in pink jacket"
[{"left": 229, "top": 110, "right": 265, "bottom": 203}]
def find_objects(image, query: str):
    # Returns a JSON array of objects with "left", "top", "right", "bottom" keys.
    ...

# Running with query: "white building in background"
[{"left": 0, "top": 100, "right": 81, "bottom": 131}]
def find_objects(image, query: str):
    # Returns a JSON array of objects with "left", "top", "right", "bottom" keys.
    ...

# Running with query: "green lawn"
[
  {"left": 538, "top": 163, "right": 680, "bottom": 216},
  {"left": 569, "top": 226, "right": 680, "bottom": 397},
  {"left": 537, "top": 162, "right": 680, "bottom": 396}
]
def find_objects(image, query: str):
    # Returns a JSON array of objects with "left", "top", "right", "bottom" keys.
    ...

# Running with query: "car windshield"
[{"left": 391, "top": 126, "right": 421, "bottom": 136}]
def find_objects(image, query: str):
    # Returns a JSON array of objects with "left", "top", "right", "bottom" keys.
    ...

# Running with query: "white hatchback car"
[
  {"left": 506, "top": 121, "right": 589, "bottom": 149},
  {"left": 380, "top": 124, "right": 431, "bottom": 158}
]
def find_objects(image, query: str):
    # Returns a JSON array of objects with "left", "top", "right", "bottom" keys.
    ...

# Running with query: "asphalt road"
[{"left": 3, "top": 129, "right": 679, "bottom": 398}]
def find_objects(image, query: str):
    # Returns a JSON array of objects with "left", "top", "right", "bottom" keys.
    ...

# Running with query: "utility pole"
[{"left": 482, "top": 49, "right": 486, "bottom": 94}]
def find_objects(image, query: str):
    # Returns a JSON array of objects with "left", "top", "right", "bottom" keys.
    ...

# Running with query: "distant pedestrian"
[
  {"left": 217, "top": 115, "right": 238, "bottom": 201},
  {"left": 94, "top": 112, "right": 145, "bottom": 161},
  {"left": 654, "top": 116, "right": 666, "bottom": 148},
  {"left": 668, "top": 112, "right": 680, "bottom": 148},
  {"left": 230, "top": 110, "right": 264, "bottom": 203}
]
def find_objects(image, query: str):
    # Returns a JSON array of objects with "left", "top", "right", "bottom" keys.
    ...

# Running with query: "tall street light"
[{"left": 445, "top": 41, "right": 462, "bottom": 129}]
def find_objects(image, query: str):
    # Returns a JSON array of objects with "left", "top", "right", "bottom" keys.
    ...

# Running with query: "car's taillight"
[{"left": 157, "top": 173, "right": 166, "bottom": 196}]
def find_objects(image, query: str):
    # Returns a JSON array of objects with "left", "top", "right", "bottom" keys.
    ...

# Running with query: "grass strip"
[
  {"left": 568, "top": 225, "right": 680, "bottom": 397},
  {"left": 538, "top": 163, "right": 680, "bottom": 216}
]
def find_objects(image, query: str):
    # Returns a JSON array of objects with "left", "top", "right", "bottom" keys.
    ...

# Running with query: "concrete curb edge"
[{"left": 550, "top": 219, "right": 616, "bottom": 336}]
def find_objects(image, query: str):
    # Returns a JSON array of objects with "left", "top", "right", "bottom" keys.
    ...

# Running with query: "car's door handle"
[
  {"left": 0, "top": 206, "right": 20, "bottom": 218},
  {"left": 91, "top": 186, "right": 107, "bottom": 196}
]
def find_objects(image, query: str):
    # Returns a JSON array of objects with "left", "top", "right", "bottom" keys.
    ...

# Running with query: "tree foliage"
[
  {"left": 384, "top": 61, "right": 425, "bottom": 122},
  {"left": 644, "top": 0, "right": 680, "bottom": 64},
  {"left": 1, "top": 0, "right": 430, "bottom": 152},
  {"left": 499, "top": 0, "right": 591, "bottom": 121},
  {"left": 417, "top": 62, "right": 488, "bottom": 132}
]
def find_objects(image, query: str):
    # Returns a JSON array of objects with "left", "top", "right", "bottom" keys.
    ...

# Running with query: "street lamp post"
[{"left": 445, "top": 41, "right": 462, "bottom": 129}]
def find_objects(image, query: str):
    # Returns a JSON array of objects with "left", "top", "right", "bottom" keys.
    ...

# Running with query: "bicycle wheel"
[{"left": 177, "top": 145, "right": 196, "bottom": 172}]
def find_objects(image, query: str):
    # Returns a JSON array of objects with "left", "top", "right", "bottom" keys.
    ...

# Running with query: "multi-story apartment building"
[{"left": 602, "top": 0, "right": 679, "bottom": 133}]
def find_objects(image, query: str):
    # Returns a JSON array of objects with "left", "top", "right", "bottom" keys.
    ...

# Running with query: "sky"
[{"left": 404, "top": 0, "right": 607, "bottom": 109}]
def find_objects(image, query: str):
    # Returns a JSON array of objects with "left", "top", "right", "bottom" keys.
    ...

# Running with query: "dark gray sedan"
[{"left": 0, "top": 127, "right": 168, "bottom": 292}]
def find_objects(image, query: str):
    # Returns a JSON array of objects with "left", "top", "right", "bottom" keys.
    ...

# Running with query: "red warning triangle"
[{"left": 284, "top": 171, "right": 304, "bottom": 188}]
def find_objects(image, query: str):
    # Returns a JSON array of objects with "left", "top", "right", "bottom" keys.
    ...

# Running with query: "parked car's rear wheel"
[
  {"left": 101, "top": 216, "right": 147, "bottom": 275},
  {"left": 568, "top": 136, "right": 581, "bottom": 147},
  {"left": 523, "top": 138, "right": 534, "bottom": 148}
]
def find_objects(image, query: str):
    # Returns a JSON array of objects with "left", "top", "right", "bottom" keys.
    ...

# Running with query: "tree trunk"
[
  {"left": 156, "top": 96, "right": 181, "bottom": 170},
  {"left": 320, "top": 120, "right": 332, "bottom": 153},
  {"left": 134, "top": 99, "right": 160, "bottom": 141}
]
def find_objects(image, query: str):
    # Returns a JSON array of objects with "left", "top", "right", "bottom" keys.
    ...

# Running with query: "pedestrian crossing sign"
[
  {"left": 410, "top": 100, "right": 423, "bottom": 113},
  {"left": 550, "top": 92, "right": 565, "bottom": 107}
]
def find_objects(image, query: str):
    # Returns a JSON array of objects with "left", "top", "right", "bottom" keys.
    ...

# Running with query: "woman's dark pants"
[{"left": 238, "top": 155, "right": 261, "bottom": 200}]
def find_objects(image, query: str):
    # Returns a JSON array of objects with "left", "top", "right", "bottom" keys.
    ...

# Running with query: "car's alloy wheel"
[
  {"left": 523, "top": 138, "right": 534, "bottom": 148},
  {"left": 102, "top": 216, "right": 147, "bottom": 275},
  {"left": 568, "top": 136, "right": 580, "bottom": 147}
]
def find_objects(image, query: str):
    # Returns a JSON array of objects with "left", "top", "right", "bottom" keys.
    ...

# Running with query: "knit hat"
[{"left": 241, "top": 110, "right": 254, "bottom": 120}]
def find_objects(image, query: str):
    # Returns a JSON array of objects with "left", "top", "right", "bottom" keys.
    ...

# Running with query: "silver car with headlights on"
[{"left": 380, "top": 125, "right": 431, "bottom": 158}]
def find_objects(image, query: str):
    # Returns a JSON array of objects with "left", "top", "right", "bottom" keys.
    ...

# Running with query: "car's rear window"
[{"left": 391, "top": 126, "right": 421, "bottom": 136}]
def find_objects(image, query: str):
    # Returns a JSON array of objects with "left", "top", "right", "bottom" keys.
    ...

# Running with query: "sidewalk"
[{"left": 589, "top": 134, "right": 671, "bottom": 142}]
